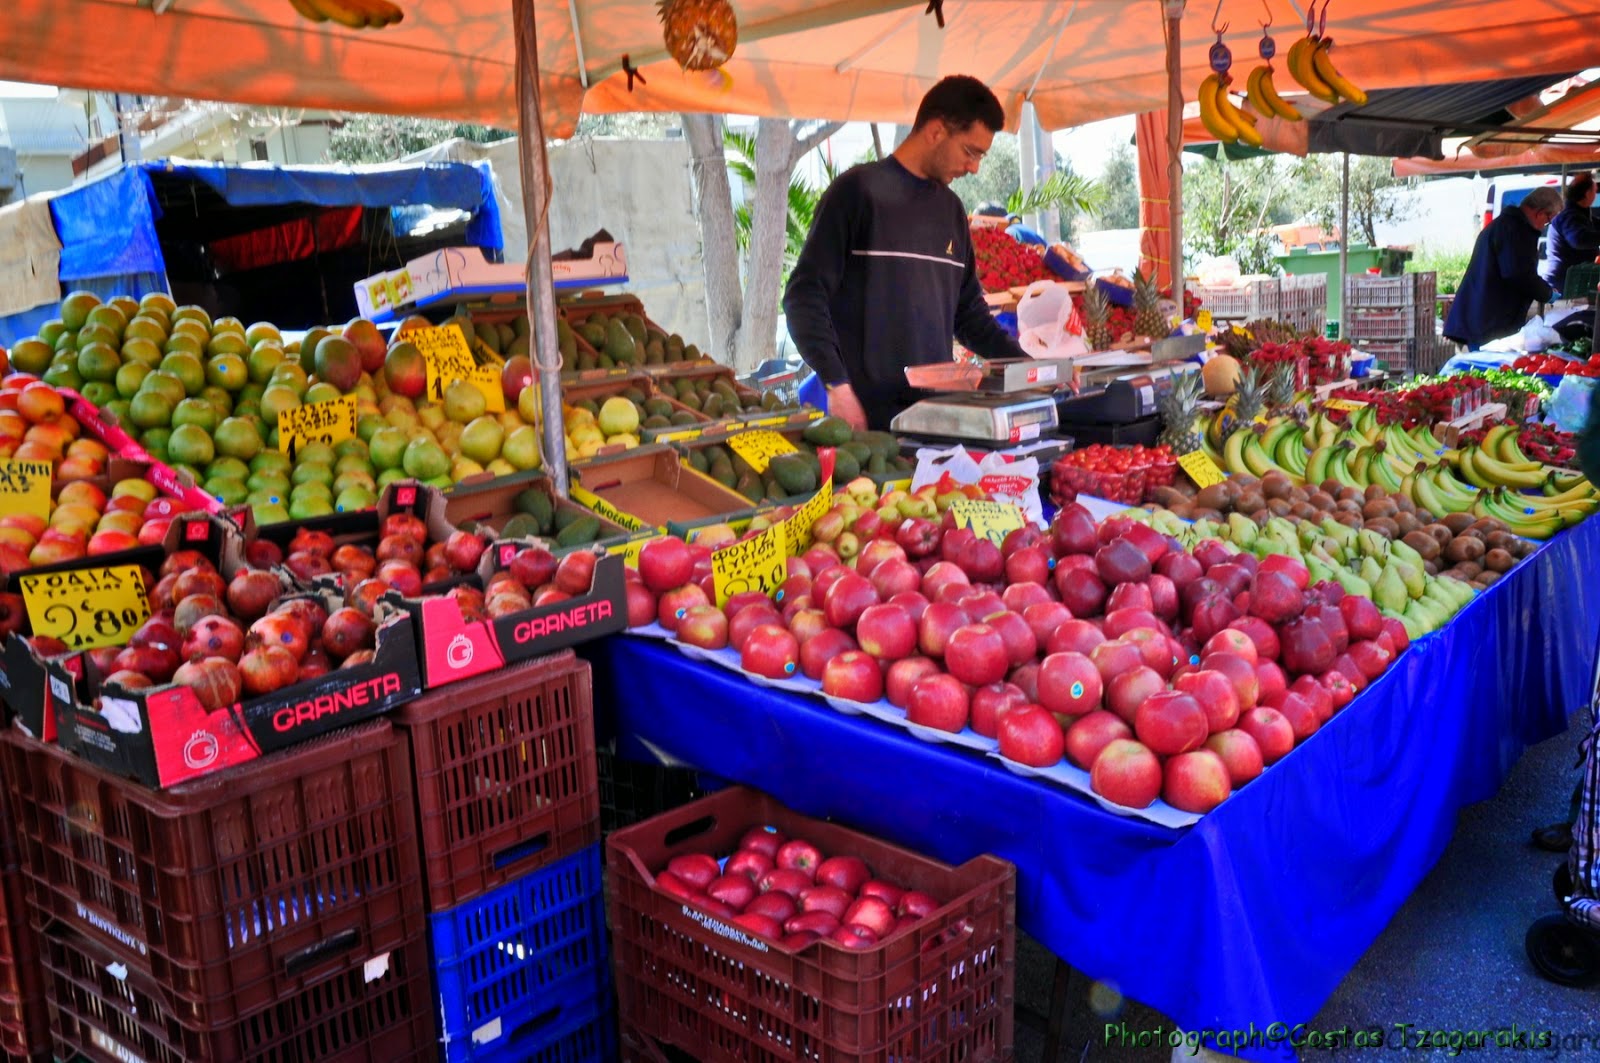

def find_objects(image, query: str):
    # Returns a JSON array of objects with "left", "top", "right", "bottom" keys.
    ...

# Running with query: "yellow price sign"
[
  {"left": 18, "top": 564, "right": 151, "bottom": 651},
  {"left": 726, "top": 430, "right": 798, "bottom": 474},
  {"left": 779, "top": 483, "right": 832, "bottom": 556},
  {"left": 469, "top": 364, "right": 507, "bottom": 413},
  {"left": 949, "top": 499, "right": 1026, "bottom": 547},
  {"left": 710, "top": 524, "right": 787, "bottom": 608},
  {"left": 569, "top": 484, "right": 656, "bottom": 532},
  {"left": 278, "top": 394, "right": 358, "bottom": 457},
  {"left": 1196, "top": 309, "right": 1213, "bottom": 332},
  {"left": 0, "top": 458, "right": 53, "bottom": 521},
  {"left": 411, "top": 324, "right": 481, "bottom": 403},
  {"left": 1324, "top": 398, "right": 1369, "bottom": 411},
  {"left": 608, "top": 533, "right": 663, "bottom": 568},
  {"left": 1177, "top": 450, "right": 1228, "bottom": 489}
]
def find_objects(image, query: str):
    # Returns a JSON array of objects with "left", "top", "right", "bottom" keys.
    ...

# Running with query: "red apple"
[
  {"left": 856, "top": 603, "right": 917, "bottom": 661},
  {"left": 1237, "top": 706, "right": 1295, "bottom": 765},
  {"left": 944, "top": 624, "right": 1008, "bottom": 687},
  {"left": 800, "top": 628, "right": 857, "bottom": 681},
  {"left": 776, "top": 840, "right": 822, "bottom": 878},
  {"left": 1134, "top": 690, "right": 1207, "bottom": 755},
  {"left": 859, "top": 880, "right": 905, "bottom": 909},
  {"left": 707, "top": 873, "right": 758, "bottom": 912},
  {"left": 885, "top": 656, "right": 941, "bottom": 708},
  {"left": 740, "top": 827, "right": 786, "bottom": 859},
  {"left": 733, "top": 912, "right": 783, "bottom": 939},
  {"left": 842, "top": 896, "right": 896, "bottom": 937},
  {"left": 677, "top": 604, "right": 729, "bottom": 649},
  {"left": 798, "top": 884, "right": 853, "bottom": 919},
  {"left": 1255, "top": 660, "right": 1288, "bottom": 706},
  {"left": 1089, "top": 639, "right": 1143, "bottom": 685},
  {"left": 1038, "top": 651, "right": 1103, "bottom": 720},
  {"left": 829, "top": 925, "right": 879, "bottom": 950},
  {"left": 1321, "top": 669, "right": 1357, "bottom": 711},
  {"left": 1162, "top": 749, "right": 1232, "bottom": 814},
  {"left": 1089, "top": 739, "right": 1163, "bottom": 809},
  {"left": 759, "top": 866, "right": 814, "bottom": 898},
  {"left": 658, "top": 584, "right": 711, "bottom": 632},
  {"left": 1023, "top": 602, "right": 1074, "bottom": 648},
  {"left": 1203, "top": 629, "right": 1258, "bottom": 664},
  {"left": 1290, "top": 674, "right": 1335, "bottom": 724},
  {"left": 996, "top": 703, "right": 1065, "bottom": 767},
  {"left": 907, "top": 673, "right": 971, "bottom": 733},
  {"left": 746, "top": 892, "right": 798, "bottom": 923},
  {"left": 1205, "top": 729, "right": 1265, "bottom": 786},
  {"left": 1003, "top": 582, "right": 1053, "bottom": 614},
  {"left": 822, "top": 650, "right": 884, "bottom": 703},
  {"left": 726, "top": 850, "right": 773, "bottom": 881},
  {"left": 784, "top": 911, "right": 841, "bottom": 937},
  {"left": 815, "top": 856, "right": 871, "bottom": 895},
  {"left": 667, "top": 853, "right": 721, "bottom": 890},
  {"left": 970, "top": 681, "right": 1028, "bottom": 738},
  {"left": 1105, "top": 665, "right": 1165, "bottom": 725},
  {"left": 729, "top": 604, "right": 783, "bottom": 653},
  {"left": 1275, "top": 690, "right": 1321, "bottom": 742},
  {"left": 1173, "top": 669, "right": 1241, "bottom": 733},
  {"left": 1064, "top": 710, "right": 1133, "bottom": 770}
]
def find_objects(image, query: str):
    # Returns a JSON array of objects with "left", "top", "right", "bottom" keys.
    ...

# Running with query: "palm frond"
[{"left": 1007, "top": 172, "right": 1106, "bottom": 218}]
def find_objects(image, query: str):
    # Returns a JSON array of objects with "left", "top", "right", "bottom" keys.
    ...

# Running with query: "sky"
[
  {"left": 1054, "top": 116, "right": 1136, "bottom": 179},
  {"left": 0, "top": 81, "right": 57, "bottom": 98}
]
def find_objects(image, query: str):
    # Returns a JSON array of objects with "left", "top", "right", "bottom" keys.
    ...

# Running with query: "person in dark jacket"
[
  {"left": 1542, "top": 173, "right": 1600, "bottom": 296},
  {"left": 783, "top": 76, "right": 1027, "bottom": 431},
  {"left": 1444, "top": 186, "right": 1562, "bottom": 349}
]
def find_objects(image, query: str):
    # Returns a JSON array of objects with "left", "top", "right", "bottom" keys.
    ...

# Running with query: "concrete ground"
[{"left": 1014, "top": 720, "right": 1599, "bottom": 1062}]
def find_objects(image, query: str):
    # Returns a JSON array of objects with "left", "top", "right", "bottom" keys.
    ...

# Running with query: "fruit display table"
[{"left": 583, "top": 512, "right": 1600, "bottom": 1055}]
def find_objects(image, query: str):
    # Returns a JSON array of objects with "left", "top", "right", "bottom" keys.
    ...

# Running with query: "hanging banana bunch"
[
  {"left": 1245, "top": 6, "right": 1301, "bottom": 122},
  {"left": 1196, "top": 4, "right": 1264, "bottom": 148},
  {"left": 1287, "top": 0, "right": 1368, "bottom": 106},
  {"left": 287, "top": 0, "right": 404, "bottom": 29}
]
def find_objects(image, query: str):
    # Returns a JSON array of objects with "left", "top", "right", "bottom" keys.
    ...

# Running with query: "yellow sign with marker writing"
[
  {"left": 726, "top": 430, "right": 798, "bottom": 474},
  {"left": 1323, "top": 398, "right": 1369, "bottom": 411},
  {"left": 569, "top": 484, "right": 656, "bottom": 533},
  {"left": 710, "top": 524, "right": 787, "bottom": 608},
  {"left": 411, "top": 324, "right": 502, "bottom": 410},
  {"left": 1177, "top": 450, "right": 1228, "bottom": 489},
  {"left": 1196, "top": 309, "right": 1213, "bottom": 332},
  {"left": 277, "top": 394, "right": 358, "bottom": 457},
  {"left": 780, "top": 483, "right": 831, "bottom": 556},
  {"left": 18, "top": 564, "right": 151, "bottom": 651},
  {"left": 0, "top": 459, "right": 52, "bottom": 520},
  {"left": 949, "top": 499, "right": 1026, "bottom": 547}
]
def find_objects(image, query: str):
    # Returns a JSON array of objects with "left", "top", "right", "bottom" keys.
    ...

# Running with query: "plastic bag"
[
  {"left": 1015, "top": 280, "right": 1088, "bottom": 359},
  {"left": 1521, "top": 314, "right": 1564, "bottom": 353},
  {"left": 910, "top": 445, "right": 1045, "bottom": 527},
  {"left": 1550, "top": 375, "right": 1599, "bottom": 433}
]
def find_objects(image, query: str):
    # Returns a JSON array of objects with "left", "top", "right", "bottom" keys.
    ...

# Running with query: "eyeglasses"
[{"left": 958, "top": 141, "right": 987, "bottom": 164}]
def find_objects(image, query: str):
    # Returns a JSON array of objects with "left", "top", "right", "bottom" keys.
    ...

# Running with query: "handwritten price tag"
[
  {"left": 1177, "top": 450, "right": 1228, "bottom": 489},
  {"left": 607, "top": 534, "right": 662, "bottom": 568},
  {"left": 780, "top": 484, "right": 832, "bottom": 555},
  {"left": 0, "top": 459, "right": 52, "bottom": 520},
  {"left": 18, "top": 564, "right": 151, "bottom": 651},
  {"left": 569, "top": 484, "right": 657, "bottom": 533},
  {"left": 948, "top": 499, "right": 1025, "bottom": 546},
  {"left": 726, "top": 430, "right": 798, "bottom": 474},
  {"left": 469, "top": 364, "right": 507, "bottom": 413},
  {"left": 1324, "top": 398, "right": 1369, "bottom": 411},
  {"left": 1196, "top": 309, "right": 1214, "bottom": 332},
  {"left": 278, "top": 394, "right": 358, "bottom": 457},
  {"left": 411, "top": 324, "right": 480, "bottom": 401},
  {"left": 711, "top": 524, "right": 787, "bottom": 608}
]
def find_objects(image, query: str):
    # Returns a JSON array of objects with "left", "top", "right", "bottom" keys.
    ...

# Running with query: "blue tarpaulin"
[{"left": 583, "top": 513, "right": 1600, "bottom": 1058}]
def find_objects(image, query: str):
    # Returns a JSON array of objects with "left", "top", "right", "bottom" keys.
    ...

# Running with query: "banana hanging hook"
[
  {"left": 1258, "top": 0, "right": 1271, "bottom": 31},
  {"left": 1304, "top": 0, "right": 1318, "bottom": 36},
  {"left": 1211, "top": 0, "right": 1229, "bottom": 38}
]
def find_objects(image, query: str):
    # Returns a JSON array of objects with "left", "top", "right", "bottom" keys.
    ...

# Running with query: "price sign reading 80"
[{"left": 18, "top": 564, "right": 152, "bottom": 651}]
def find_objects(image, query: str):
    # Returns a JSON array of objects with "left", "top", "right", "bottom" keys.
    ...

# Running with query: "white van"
[{"left": 1480, "top": 174, "right": 1564, "bottom": 230}]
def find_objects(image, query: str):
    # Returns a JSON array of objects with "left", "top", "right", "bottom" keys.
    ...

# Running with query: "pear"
[
  {"left": 1390, "top": 559, "right": 1426, "bottom": 599},
  {"left": 1373, "top": 564, "right": 1410, "bottom": 614}
]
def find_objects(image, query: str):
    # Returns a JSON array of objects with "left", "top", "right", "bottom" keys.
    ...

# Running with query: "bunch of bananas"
[
  {"left": 287, "top": 0, "right": 404, "bottom": 29},
  {"left": 1286, "top": 31, "right": 1366, "bottom": 106},
  {"left": 1209, "top": 410, "right": 1596, "bottom": 540},
  {"left": 1198, "top": 74, "right": 1264, "bottom": 148},
  {"left": 1246, "top": 65, "right": 1302, "bottom": 122}
]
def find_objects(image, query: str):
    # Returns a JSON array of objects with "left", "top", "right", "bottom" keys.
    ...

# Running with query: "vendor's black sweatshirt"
[{"left": 783, "top": 157, "right": 1026, "bottom": 428}]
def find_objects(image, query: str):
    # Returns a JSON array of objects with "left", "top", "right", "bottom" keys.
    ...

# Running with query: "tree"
[
  {"left": 326, "top": 114, "right": 510, "bottom": 163},
  {"left": 1091, "top": 141, "right": 1141, "bottom": 231},
  {"left": 1182, "top": 154, "right": 1305, "bottom": 274},
  {"left": 683, "top": 114, "right": 842, "bottom": 371},
  {"left": 725, "top": 129, "right": 839, "bottom": 290},
  {"left": 950, "top": 133, "right": 1102, "bottom": 241},
  {"left": 1302, "top": 155, "right": 1418, "bottom": 248}
]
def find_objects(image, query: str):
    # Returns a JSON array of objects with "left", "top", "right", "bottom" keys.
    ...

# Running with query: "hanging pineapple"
[
  {"left": 1132, "top": 269, "right": 1165, "bottom": 339},
  {"left": 1229, "top": 365, "right": 1265, "bottom": 426},
  {"left": 1157, "top": 370, "right": 1204, "bottom": 454},
  {"left": 658, "top": 0, "right": 738, "bottom": 71},
  {"left": 1083, "top": 284, "right": 1113, "bottom": 351}
]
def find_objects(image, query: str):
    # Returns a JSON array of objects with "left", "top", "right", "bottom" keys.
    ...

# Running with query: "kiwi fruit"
[
  {"left": 1441, "top": 512, "right": 1476, "bottom": 535},
  {"left": 1423, "top": 523, "right": 1453, "bottom": 548},
  {"left": 1483, "top": 547, "right": 1514, "bottom": 573},
  {"left": 1366, "top": 517, "right": 1399, "bottom": 539},
  {"left": 1401, "top": 530, "right": 1441, "bottom": 562},
  {"left": 1361, "top": 498, "right": 1398, "bottom": 520},
  {"left": 1194, "top": 483, "right": 1232, "bottom": 512}
]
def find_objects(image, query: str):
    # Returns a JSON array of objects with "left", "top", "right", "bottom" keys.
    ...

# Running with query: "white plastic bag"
[
  {"left": 911, "top": 445, "right": 1045, "bottom": 527},
  {"left": 1521, "top": 314, "right": 1564, "bottom": 353},
  {"left": 1015, "top": 280, "right": 1088, "bottom": 359},
  {"left": 1550, "top": 375, "right": 1598, "bottom": 433}
]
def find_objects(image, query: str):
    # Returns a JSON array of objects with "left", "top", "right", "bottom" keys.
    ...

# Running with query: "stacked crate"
[
  {"left": 1280, "top": 274, "right": 1329, "bottom": 335},
  {"left": 0, "top": 782, "right": 46, "bottom": 1063},
  {"left": 394, "top": 651, "right": 611, "bottom": 1063},
  {"left": 1345, "top": 273, "right": 1442, "bottom": 375},
  {"left": 0, "top": 721, "right": 436, "bottom": 1063},
  {"left": 1187, "top": 275, "right": 1281, "bottom": 323}
]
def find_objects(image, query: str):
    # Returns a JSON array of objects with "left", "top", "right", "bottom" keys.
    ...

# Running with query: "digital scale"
[
  {"left": 1058, "top": 361, "right": 1202, "bottom": 424},
  {"left": 891, "top": 358, "right": 1067, "bottom": 444}
]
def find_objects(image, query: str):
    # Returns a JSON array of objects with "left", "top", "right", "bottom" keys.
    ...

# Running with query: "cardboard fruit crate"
[
  {"left": 570, "top": 446, "right": 768, "bottom": 536},
  {"left": 42, "top": 919, "right": 434, "bottom": 1063},
  {"left": 444, "top": 469, "right": 635, "bottom": 557},
  {"left": 607, "top": 787, "right": 1016, "bottom": 1063},
  {"left": 395, "top": 651, "right": 600, "bottom": 911},
  {"left": 0, "top": 862, "right": 45, "bottom": 1063},
  {"left": 429, "top": 845, "right": 609, "bottom": 1061},
  {"left": 1, "top": 720, "right": 426, "bottom": 1027},
  {"left": 562, "top": 374, "right": 713, "bottom": 453}
]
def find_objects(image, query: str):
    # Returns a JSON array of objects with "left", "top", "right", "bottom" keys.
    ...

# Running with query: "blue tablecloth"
[{"left": 585, "top": 515, "right": 1600, "bottom": 1055}]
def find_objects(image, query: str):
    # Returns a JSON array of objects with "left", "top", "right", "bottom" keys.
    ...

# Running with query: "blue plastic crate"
[
  {"left": 449, "top": 997, "right": 617, "bottom": 1063},
  {"left": 431, "top": 845, "right": 609, "bottom": 1062}
]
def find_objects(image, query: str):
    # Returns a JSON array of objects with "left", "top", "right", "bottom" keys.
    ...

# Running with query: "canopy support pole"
[
  {"left": 513, "top": 0, "right": 569, "bottom": 497},
  {"left": 1338, "top": 151, "right": 1350, "bottom": 341},
  {"left": 1020, "top": 101, "right": 1038, "bottom": 230},
  {"left": 1165, "top": 0, "right": 1184, "bottom": 282}
]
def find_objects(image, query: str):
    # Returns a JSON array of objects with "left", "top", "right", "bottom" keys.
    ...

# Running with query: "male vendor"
[{"left": 783, "top": 76, "right": 1028, "bottom": 430}]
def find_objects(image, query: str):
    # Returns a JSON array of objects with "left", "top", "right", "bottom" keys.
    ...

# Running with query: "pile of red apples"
[
  {"left": 626, "top": 502, "right": 1409, "bottom": 815},
  {"left": 655, "top": 827, "right": 941, "bottom": 950}
]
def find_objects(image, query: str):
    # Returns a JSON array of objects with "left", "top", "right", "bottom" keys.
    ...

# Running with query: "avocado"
[
  {"left": 832, "top": 448, "right": 861, "bottom": 483},
  {"left": 867, "top": 453, "right": 888, "bottom": 475},
  {"left": 708, "top": 458, "right": 737, "bottom": 487},
  {"left": 603, "top": 318, "right": 639, "bottom": 364},
  {"left": 598, "top": 353, "right": 615, "bottom": 369},
  {"left": 555, "top": 515, "right": 601, "bottom": 547},
  {"left": 576, "top": 398, "right": 599, "bottom": 417},
  {"left": 762, "top": 473, "right": 781, "bottom": 499},
  {"left": 642, "top": 414, "right": 671, "bottom": 429},
  {"left": 713, "top": 380, "right": 740, "bottom": 404},
  {"left": 554, "top": 504, "right": 587, "bottom": 531},
  {"left": 770, "top": 452, "right": 818, "bottom": 495},
  {"left": 623, "top": 387, "right": 647, "bottom": 405},
  {"left": 576, "top": 350, "right": 598, "bottom": 371},
  {"left": 686, "top": 449, "right": 708, "bottom": 473},
  {"left": 514, "top": 315, "right": 530, "bottom": 338},
  {"left": 646, "top": 339, "right": 665, "bottom": 362},
  {"left": 644, "top": 397, "right": 673, "bottom": 419},
  {"left": 513, "top": 486, "right": 555, "bottom": 531},
  {"left": 761, "top": 390, "right": 783, "bottom": 411},
  {"left": 670, "top": 411, "right": 700, "bottom": 426},
  {"left": 685, "top": 344, "right": 702, "bottom": 360},
  {"left": 841, "top": 441, "right": 872, "bottom": 466},
  {"left": 621, "top": 314, "right": 648, "bottom": 347},
  {"left": 803, "top": 416, "right": 853, "bottom": 448},
  {"left": 557, "top": 318, "right": 577, "bottom": 363},
  {"left": 701, "top": 394, "right": 724, "bottom": 420},
  {"left": 501, "top": 513, "right": 542, "bottom": 540},
  {"left": 735, "top": 472, "right": 764, "bottom": 503},
  {"left": 677, "top": 391, "right": 703, "bottom": 411},
  {"left": 861, "top": 431, "right": 899, "bottom": 460},
  {"left": 579, "top": 321, "right": 607, "bottom": 348}
]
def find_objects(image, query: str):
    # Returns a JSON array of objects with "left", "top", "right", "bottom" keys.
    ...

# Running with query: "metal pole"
[
  {"left": 1165, "top": 1, "right": 1184, "bottom": 287},
  {"left": 1338, "top": 151, "right": 1350, "bottom": 340},
  {"left": 1019, "top": 101, "right": 1038, "bottom": 232},
  {"left": 513, "top": 0, "right": 570, "bottom": 497}
]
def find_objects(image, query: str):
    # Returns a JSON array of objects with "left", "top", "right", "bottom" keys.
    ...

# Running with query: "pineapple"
[
  {"left": 1157, "top": 370, "right": 1204, "bottom": 454},
  {"left": 658, "top": 0, "right": 738, "bottom": 71},
  {"left": 1265, "top": 363, "right": 1296, "bottom": 414},
  {"left": 1229, "top": 365, "right": 1265, "bottom": 426},
  {"left": 1132, "top": 269, "right": 1164, "bottom": 339},
  {"left": 1083, "top": 284, "right": 1113, "bottom": 351}
]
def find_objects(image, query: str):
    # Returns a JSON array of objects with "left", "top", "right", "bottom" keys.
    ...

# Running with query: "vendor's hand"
[{"left": 827, "top": 383, "right": 868, "bottom": 431}]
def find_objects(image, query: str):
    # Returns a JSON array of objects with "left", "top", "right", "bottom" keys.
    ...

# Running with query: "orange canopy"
[{"left": 3, "top": 0, "right": 1596, "bottom": 139}]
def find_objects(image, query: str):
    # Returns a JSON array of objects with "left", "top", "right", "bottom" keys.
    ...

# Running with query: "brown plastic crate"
[
  {"left": 42, "top": 920, "right": 434, "bottom": 1063},
  {"left": 607, "top": 786, "right": 1016, "bottom": 1063},
  {"left": 395, "top": 650, "right": 600, "bottom": 912},
  {"left": 0, "top": 864, "right": 45, "bottom": 1062},
  {"left": 0, "top": 720, "right": 426, "bottom": 1026}
]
